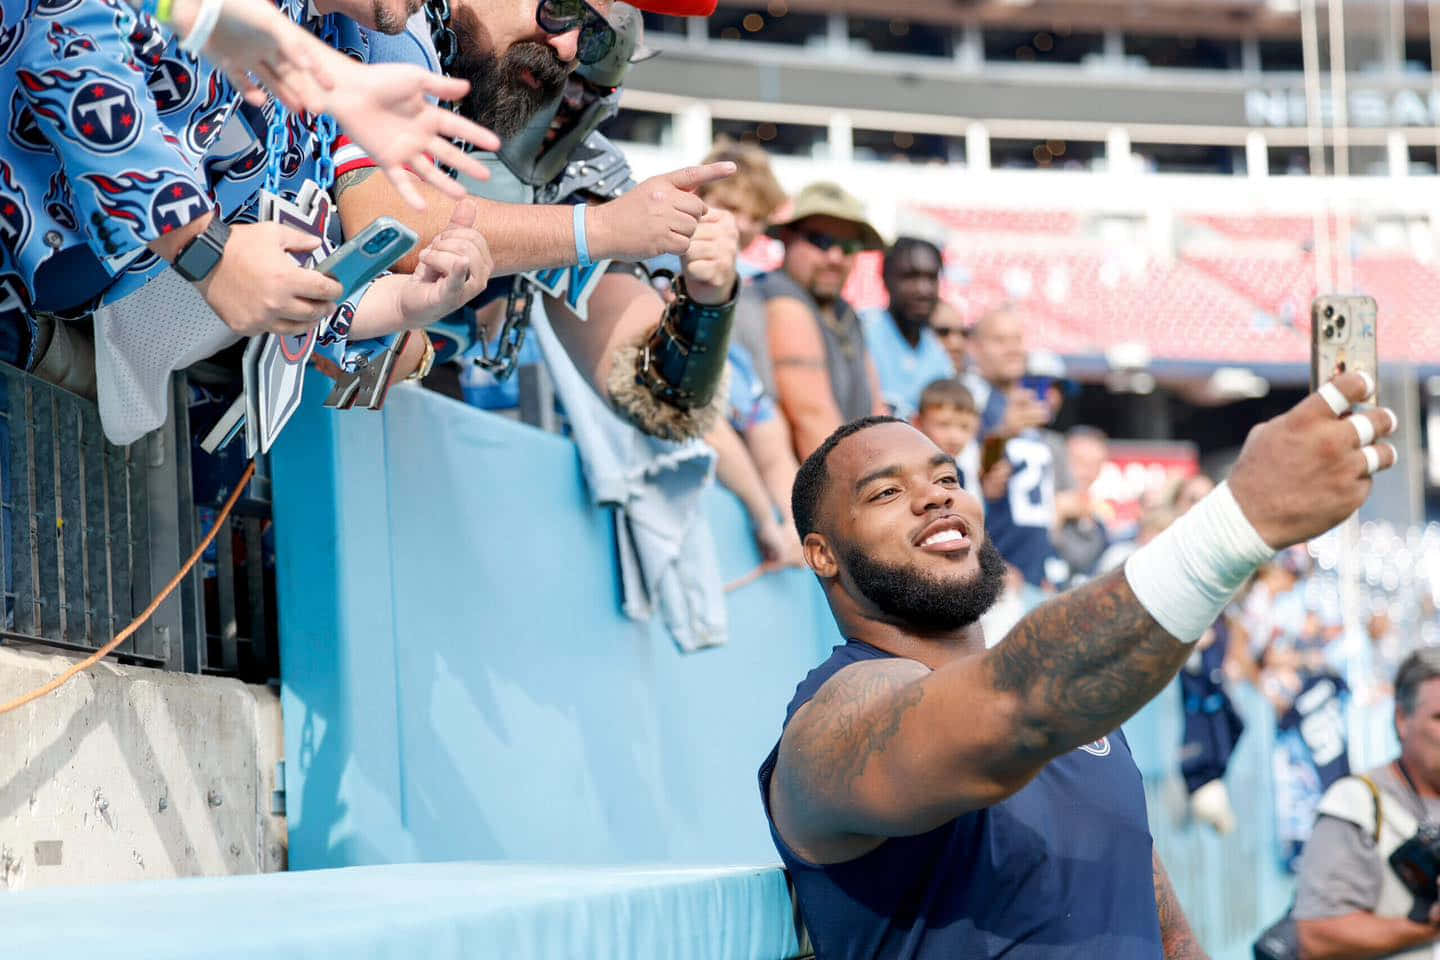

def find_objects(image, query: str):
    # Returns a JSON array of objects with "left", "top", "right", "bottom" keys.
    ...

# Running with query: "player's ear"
[{"left": 804, "top": 532, "right": 837, "bottom": 578}]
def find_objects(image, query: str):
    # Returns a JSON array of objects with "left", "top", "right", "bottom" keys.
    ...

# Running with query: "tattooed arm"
[
  {"left": 770, "top": 571, "right": 1187, "bottom": 861},
  {"left": 1154, "top": 850, "right": 1207, "bottom": 960},
  {"left": 769, "top": 372, "right": 1394, "bottom": 862}
]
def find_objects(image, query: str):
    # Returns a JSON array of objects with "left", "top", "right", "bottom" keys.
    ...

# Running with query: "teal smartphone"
[{"left": 315, "top": 217, "right": 419, "bottom": 300}]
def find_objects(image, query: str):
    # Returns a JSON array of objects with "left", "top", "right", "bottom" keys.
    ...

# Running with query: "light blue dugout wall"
[{"left": 272, "top": 374, "right": 1294, "bottom": 957}]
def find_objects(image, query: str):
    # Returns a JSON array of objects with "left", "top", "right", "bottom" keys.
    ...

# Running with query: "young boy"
[{"left": 913, "top": 378, "right": 1011, "bottom": 502}]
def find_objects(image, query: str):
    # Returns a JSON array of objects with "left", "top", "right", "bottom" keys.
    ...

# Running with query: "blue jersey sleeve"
[{"left": 15, "top": 0, "right": 210, "bottom": 265}]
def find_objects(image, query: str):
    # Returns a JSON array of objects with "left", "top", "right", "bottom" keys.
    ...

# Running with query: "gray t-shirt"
[
  {"left": 1294, "top": 764, "right": 1440, "bottom": 920},
  {"left": 730, "top": 282, "right": 775, "bottom": 400}
]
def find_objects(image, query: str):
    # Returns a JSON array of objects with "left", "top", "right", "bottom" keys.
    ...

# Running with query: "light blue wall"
[
  {"left": 273, "top": 377, "right": 1295, "bottom": 955},
  {"left": 273, "top": 376, "right": 837, "bottom": 869}
]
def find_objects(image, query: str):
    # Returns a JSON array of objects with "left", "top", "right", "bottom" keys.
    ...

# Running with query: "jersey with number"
[
  {"left": 1278, "top": 673, "right": 1352, "bottom": 791},
  {"left": 1273, "top": 672, "right": 1351, "bottom": 863},
  {"left": 962, "top": 373, "right": 1064, "bottom": 587}
]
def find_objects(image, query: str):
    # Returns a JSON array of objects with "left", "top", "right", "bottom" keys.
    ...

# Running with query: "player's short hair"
[
  {"left": 917, "top": 378, "right": 977, "bottom": 417},
  {"left": 1395, "top": 648, "right": 1440, "bottom": 717},
  {"left": 792, "top": 416, "right": 904, "bottom": 540}
]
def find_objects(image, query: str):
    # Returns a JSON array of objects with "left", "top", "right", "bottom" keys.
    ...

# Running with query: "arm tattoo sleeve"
[
  {"left": 786, "top": 662, "right": 927, "bottom": 803},
  {"left": 334, "top": 167, "right": 379, "bottom": 195},
  {"left": 1153, "top": 851, "right": 1208, "bottom": 960},
  {"left": 987, "top": 569, "right": 1192, "bottom": 758}
]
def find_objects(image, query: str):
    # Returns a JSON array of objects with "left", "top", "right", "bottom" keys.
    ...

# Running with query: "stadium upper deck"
[{"left": 623, "top": 1, "right": 1440, "bottom": 175}]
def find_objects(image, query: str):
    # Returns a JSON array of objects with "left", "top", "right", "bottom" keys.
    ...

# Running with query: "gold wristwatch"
[{"left": 404, "top": 334, "right": 436, "bottom": 383}]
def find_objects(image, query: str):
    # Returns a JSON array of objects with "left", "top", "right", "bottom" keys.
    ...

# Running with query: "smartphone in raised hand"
[
  {"left": 315, "top": 216, "right": 419, "bottom": 301},
  {"left": 1311, "top": 295, "right": 1378, "bottom": 401}
]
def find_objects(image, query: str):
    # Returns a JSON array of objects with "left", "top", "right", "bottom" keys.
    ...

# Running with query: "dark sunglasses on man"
[
  {"left": 536, "top": 0, "right": 617, "bottom": 65},
  {"left": 799, "top": 230, "right": 867, "bottom": 256},
  {"left": 932, "top": 324, "right": 968, "bottom": 339}
]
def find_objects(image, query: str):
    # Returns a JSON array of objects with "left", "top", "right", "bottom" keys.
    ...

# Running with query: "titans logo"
[
  {"left": 149, "top": 180, "right": 208, "bottom": 237},
  {"left": 44, "top": 171, "right": 78, "bottom": 233},
  {"left": 8, "top": 91, "right": 51, "bottom": 154},
  {"left": 148, "top": 57, "right": 197, "bottom": 115},
  {"left": 44, "top": 21, "right": 98, "bottom": 58},
  {"left": 17, "top": 66, "right": 142, "bottom": 155},
  {"left": 82, "top": 169, "right": 203, "bottom": 245},
  {"left": 0, "top": 17, "right": 26, "bottom": 67},
  {"left": 35, "top": 0, "right": 84, "bottom": 16},
  {"left": 0, "top": 160, "right": 32, "bottom": 253},
  {"left": 184, "top": 71, "right": 231, "bottom": 156}
]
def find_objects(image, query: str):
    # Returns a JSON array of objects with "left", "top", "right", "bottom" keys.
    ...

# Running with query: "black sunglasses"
[
  {"left": 798, "top": 230, "right": 866, "bottom": 255},
  {"left": 536, "top": 0, "right": 616, "bottom": 66},
  {"left": 932, "top": 325, "right": 968, "bottom": 338}
]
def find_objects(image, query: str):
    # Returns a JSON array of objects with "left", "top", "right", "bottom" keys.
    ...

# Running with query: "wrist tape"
[{"left": 1124, "top": 481, "right": 1276, "bottom": 644}]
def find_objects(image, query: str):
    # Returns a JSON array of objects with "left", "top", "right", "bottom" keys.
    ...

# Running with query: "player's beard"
[
  {"left": 840, "top": 537, "right": 1008, "bottom": 633},
  {"left": 452, "top": 40, "right": 570, "bottom": 140}
]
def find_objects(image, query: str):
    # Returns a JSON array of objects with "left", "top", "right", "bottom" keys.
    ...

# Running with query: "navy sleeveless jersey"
[{"left": 758, "top": 640, "right": 1163, "bottom": 960}]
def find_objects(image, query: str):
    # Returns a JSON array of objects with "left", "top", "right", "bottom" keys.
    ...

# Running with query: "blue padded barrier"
[
  {"left": 0, "top": 862, "right": 805, "bottom": 959},
  {"left": 272, "top": 376, "right": 837, "bottom": 870}
]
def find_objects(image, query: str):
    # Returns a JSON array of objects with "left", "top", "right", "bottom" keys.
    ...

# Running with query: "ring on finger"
[
  {"left": 1362, "top": 445, "right": 1382, "bottom": 476},
  {"left": 1318, "top": 382, "right": 1349, "bottom": 417},
  {"left": 1347, "top": 413, "right": 1377, "bottom": 446}
]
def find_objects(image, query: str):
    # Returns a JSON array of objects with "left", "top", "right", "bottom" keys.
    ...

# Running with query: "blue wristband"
[{"left": 573, "top": 203, "right": 592, "bottom": 268}]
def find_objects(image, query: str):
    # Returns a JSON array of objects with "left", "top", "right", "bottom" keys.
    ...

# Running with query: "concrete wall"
[{"left": 0, "top": 645, "right": 285, "bottom": 890}]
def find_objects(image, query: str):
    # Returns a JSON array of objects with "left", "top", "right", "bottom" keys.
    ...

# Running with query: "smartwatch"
[{"left": 172, "top": 217, "right": 231, "bottom": 283}]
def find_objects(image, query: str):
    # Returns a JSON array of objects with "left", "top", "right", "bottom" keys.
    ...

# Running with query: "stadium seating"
[{"left": 844, "top": 207, "right": 1440, "bottom": 365}]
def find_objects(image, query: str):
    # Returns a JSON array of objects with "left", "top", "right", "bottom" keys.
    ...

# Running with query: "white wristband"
[
  {"left": 1124, "top": 481, "right": 1276, "bottom": 644},
  {"left": 179, "top": 0, "right": 224, "bottom": 54}
]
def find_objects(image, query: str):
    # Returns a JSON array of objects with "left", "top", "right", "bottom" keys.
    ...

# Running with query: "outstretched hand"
[
  {"left": 398, "top": 199, "right": 493, "bottom": 327},
  {"left": 178, "top": 0, "right": 501, "bottom": 211},
  {"left": 313, "top": 59, "right": 500, "bottom": 210}
]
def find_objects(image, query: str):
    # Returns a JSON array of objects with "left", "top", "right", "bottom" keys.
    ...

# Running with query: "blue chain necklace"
[{"left": 261, "top": 13, "right": 340, "bottom": 197}]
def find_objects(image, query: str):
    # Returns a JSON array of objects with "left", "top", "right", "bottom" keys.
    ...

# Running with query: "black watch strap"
[{"left": 172, "top": 217, "right": 230, "bottom": 283}]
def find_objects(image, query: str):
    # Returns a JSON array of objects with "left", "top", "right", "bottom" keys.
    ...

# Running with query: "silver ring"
[
  {"left": 1347, "top": 413, "right": 1377, "bottom": 447},
  {"left": 1318, "top": 382, "right": 1349, "bottom": 417},
  {"left": 1362, "top": 446, "right": 1382, "bottom": 476}
]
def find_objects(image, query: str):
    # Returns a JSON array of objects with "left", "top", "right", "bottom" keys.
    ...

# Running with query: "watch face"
[{"left": 177, "top": 224, "right": 225, "bottom": 281}]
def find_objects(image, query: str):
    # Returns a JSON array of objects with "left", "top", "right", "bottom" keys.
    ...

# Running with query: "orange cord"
[{"left": 0, "top": 461, "right": 257, "bottom": 717}]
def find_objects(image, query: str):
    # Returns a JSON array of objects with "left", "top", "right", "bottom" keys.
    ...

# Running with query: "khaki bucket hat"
[{"left": 766, "top": 181, "right": 885, "bottom": 251}]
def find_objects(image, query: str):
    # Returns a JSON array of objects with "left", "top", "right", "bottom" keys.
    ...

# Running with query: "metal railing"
[{"left": 0, "top": 364, "right": 278, "bottom": 681}]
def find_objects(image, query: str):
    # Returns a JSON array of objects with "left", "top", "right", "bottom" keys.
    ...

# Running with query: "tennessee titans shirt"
[
  {"left": 1, "top": 0, "right": 381, "bottom": 371},
  {"left": 759, "top": 639, "right": 1163, "bottom": 959}
]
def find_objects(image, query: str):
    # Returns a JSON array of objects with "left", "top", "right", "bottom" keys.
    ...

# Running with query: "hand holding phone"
[{"left": 314, "top": 216, "right": 419, "bottom": 301}]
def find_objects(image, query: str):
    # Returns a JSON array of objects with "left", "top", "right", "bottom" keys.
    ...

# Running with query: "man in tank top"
[{"left": 759, "top": 370, "right": 1398, "bottom": 958}]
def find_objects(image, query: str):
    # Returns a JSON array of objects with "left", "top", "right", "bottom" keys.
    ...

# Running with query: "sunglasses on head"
[
  {"left": 798, "top": 230, "right": 866, "bottom": 255},
  {"left": 536, "top": 0, "right": 616, "bottom": 66}
]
